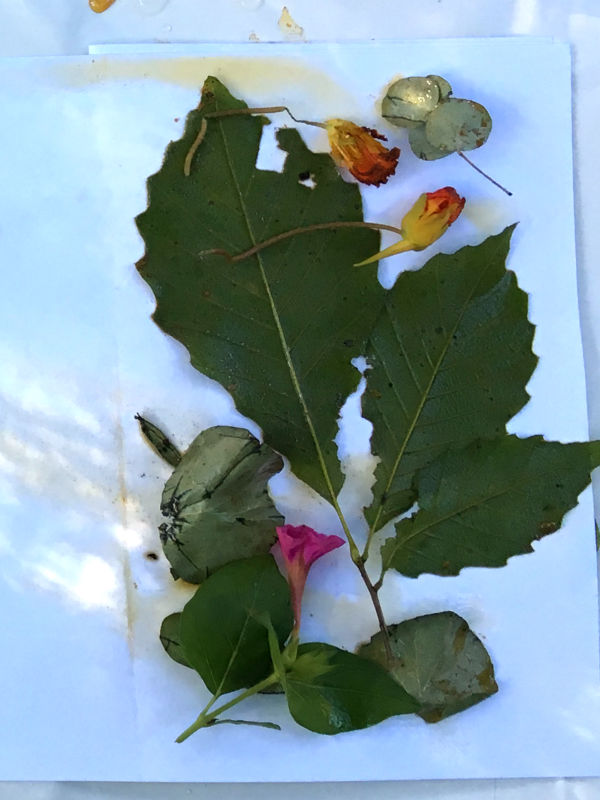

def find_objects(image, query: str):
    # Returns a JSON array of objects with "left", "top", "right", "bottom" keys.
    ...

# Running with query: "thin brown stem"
[
  {"left": 355, "top": 558, "right": 393, "bottom": 662},
  {"left": 198, "top": 221, "right": 404, "bottom": 263},
  {"left": 183, "top": 117, "right": 208, "bottom": 177},
  {"left": 183, "top": 106, "right": 325, "bottom": 176},
  {"left": 203, "top": 106, "right": 326, "bottom": 129},
  {"left": 458, "top": 151, "right": 513, "bottom": 196}
]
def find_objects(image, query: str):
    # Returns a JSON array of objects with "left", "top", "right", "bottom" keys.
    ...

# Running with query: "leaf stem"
[
  {"left": 176, "top": 673, "right": 279, "bottom": 743},
  {"left": 354, "top": 558, "right": 393, "bottom": 662},
  {"left": 183, "top": 106, "right": 325, "bottom": 176},
  {"left": 198, "top": 221, "right": 404, "bottom": 263},
  {"left": 203, "top": 106, "right": 327, "bottom": 129},
  {"left": 458, "top": 151, "right": 513, "bottom": 196}
]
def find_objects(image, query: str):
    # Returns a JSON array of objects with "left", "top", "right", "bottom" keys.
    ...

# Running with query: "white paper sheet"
[{"left": 0, "top": 40, "right": 599, "bottom": 782}]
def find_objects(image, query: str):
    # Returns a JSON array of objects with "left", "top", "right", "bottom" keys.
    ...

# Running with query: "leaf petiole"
[
  {"left": 197, "top": 221, "right": 404, "bottom": 264},
  {"left": 176, "top": 673, "right": 280, "bottom": 743}
]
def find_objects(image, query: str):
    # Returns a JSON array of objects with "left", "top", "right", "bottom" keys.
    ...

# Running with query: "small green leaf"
[
  {"left": 285, "top": 642, "right": 419, "bottom": 734},
  {"left": 136, "top": 413, "right": 182, "bottom": 467},
  {"left": 382, "top": 435, "right": 600, "bottom": 578},
  {"left": 408, "top": 124, "right": 448, "bottom": 161},
  {"left": 160, "top": 426, "right": 283, "bottom": 583},
  {"left": 159, "top": 612, "right": 191, "bottom": 668},
  {"left": 358, "top": 612, "right": 497, "bottom": 722},
  {"left": 424, "top": 98, "right": 492, "bottom": 153},
  {"left": 382, "top": 75, "right": 452, "bottom": 128},
  {"left": 363, "top": 226, "right": 536, "bottom": 530},
  {"left": 179, "top": 554, "right": 293, "bottom": 694}
]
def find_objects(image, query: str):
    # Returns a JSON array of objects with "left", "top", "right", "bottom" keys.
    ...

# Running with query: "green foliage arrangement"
[{"left": 134, "top": 76, "right": 598, "bottom": 740}]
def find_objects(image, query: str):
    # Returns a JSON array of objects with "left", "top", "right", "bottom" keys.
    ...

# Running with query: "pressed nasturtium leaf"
[
  {"left": 285, "top": 642, "right": 419, "bottom": 734},
  {"left": 425, "top": 98, "right": 492, "bottom": 154},
  {"left": 136, "top": 76, "right": 385, "bottom": 503},
  {"left": 159, "top": 426, "right": 283, "bottom": 583},
  {"left": 358, "top": 612, "right": 497, "bottom": 722},
  {"left": 363, "top": 225, "right": 537, "bottom": 530},
  {"left": 179, "top": 554, "right": 293, "bottom": 694},
  {"left": 382, "top": 435, "right": 600, "bottom": 578},
  {"left": 382, "top": 75, "right": 452, "bottom": 128}
]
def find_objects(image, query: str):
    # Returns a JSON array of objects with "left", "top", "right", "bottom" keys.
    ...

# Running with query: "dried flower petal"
[
  {"left": 325, "top": 119, "right": 400, "bottom": 186},
  {"left": 356, "top": 186, "right": 465, "bottom": 266}
]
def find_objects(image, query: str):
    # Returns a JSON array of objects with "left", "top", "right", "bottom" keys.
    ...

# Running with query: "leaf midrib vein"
[
  {"left": 217, "top": 115, "right": 336, "bottom": 504},
  {"left": 371, "top": 257, "right": 500, "bottom": 534}
]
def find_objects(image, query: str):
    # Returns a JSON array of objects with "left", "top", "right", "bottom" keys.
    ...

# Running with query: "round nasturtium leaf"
[
  {"left": 382, "top": 75, "right": 453, "bottom": 128},
  {"left": 408, "top": 124, "right": 448, "bottom": 161},
  {"left": 424, "top": 98, "right": 492, "bottom": 153},
  {"left": 427, "top": 74, "right": 452, "bottom": 101}
]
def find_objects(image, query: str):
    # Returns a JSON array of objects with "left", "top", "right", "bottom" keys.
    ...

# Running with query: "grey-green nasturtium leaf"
[
  {"left": 159, "top": 612, "right": 191, "bottom": 668},
  {"left": 382, "top": 435, "right": 600, "bottom": 578},
  {"left": 424, "top": 98, "right": 492, "bottom": 153},
  {"left": 358, "top": 612, "right": 497, "bottom": 723},
  {"left": 179, "top": 554, "right": 293, "bottom": 695},
  {"left": 382, "top": 75, "right": 452, "bottom": 128},
  {"left": 136, "top": 76, "right": 385, "bottom": 504},
  {"left": 363, "top": 226, "right": 537, "bottom": 530},
  {"left": 285, "top": 642, "right": 419, "bottom": 734},
  {"left": 407, "top": 124, "right": 448, "bottom": 161},
  {"left": 160, "top": 426, "right": 283, "bottom": 584}
]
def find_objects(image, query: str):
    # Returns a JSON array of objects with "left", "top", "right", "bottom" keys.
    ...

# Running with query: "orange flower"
[
  {"left": 356, "top": 186, "right": 465, "bottom": 265},
  {"left": 325, "top": 119, "right": 400, "bottom": 187}
]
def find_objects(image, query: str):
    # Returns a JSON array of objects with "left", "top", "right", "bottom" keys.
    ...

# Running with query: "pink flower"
[{"left": 276, "top": 524, "right": 345, "bottom": 633}]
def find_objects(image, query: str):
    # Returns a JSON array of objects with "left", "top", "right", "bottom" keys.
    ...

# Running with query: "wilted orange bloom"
[
  {"left": 356, "top": 186, "right": 465, "bottom": 265},
  {"left": 325, "top": 119, "right": 400, "bottom": 187}
]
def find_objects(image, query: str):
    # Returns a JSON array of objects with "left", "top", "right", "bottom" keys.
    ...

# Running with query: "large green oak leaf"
[
  {"left": 136, "top": 77, "right": 385, "bottom": 503},
  {"left": 358, "top": 611, "right": 497, "bottom": 722},
  {"left": 179, "top": 554, "right": 293, "bottom": 695},
  {"left": 363, "top": 226, "right": 537, "bottom": 530},
  {"left": 160, "top": 426, "right": 283, "bottom": 583},
  {"left": 285, "top": 642, "right": 419, "bottom": 734},
  {"left": 382, "top": 435, "right": 600, "bottom": 577}
]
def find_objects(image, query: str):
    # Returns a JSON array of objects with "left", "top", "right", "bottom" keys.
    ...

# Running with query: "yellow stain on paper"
[
  {"left": 278, "top": 6, "right": 304, "bottom": 38},
  {"left": 49, "top": 56, "right": 355, "bottom": 119},
  {"left": 89, "top": 0, "right": 117, "bottom": 12}
]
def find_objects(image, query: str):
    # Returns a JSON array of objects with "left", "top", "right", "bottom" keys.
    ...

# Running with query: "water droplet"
[{"left": 137, "top": 0, "right": 170, "bottom": 15}]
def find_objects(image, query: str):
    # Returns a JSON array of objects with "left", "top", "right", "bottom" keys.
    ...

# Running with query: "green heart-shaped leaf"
[{"left": 179, "top": 554, "right": 293, "bottom": 694}]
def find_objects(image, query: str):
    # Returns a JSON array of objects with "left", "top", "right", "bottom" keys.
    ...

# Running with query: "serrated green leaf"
[
  {"left": 159, "top": 612, "right": 191, "bottom": 668},
  {"left": 159, "top": 426, "right": 283, "bottom": 583},
  {"left": 408, "top": 124, "right": 449, "bottom": 161},
  {"left": 285, "top": 642, "right": 419, "bottom": 734},
  {"left": 363, "top": 226, "right": 536, "bottom": 530},
  {"left": 179, "top": 554, "right": 293, "bottom": 694},
  {"left": 382, "top": 76, "right": 450, "bottom": 128},
  {"left": 424, "top": 98, "right": 492, "bottom": 153},
  {"left": 136, "top": 76, "right": 385, "bottom": 503},
  {"left": 382, "top": 435, "right": 599, "bottom": 578},
  {"left": 358, "top": 611, "right": 497, "bottom": 722}
]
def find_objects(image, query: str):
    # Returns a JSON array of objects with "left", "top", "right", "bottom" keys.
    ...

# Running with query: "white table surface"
[{"left": 1, "top": 1, "right": 599, "bottom": 797}]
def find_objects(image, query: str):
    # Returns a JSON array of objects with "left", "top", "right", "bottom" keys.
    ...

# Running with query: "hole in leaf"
[{"left": 298, "top": 171, "right": 317, "bottom": 189}]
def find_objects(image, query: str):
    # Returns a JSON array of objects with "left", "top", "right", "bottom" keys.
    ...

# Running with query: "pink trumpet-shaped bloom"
[{"left": 276, "top": 524, "right": 345, "bottom": 632}]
